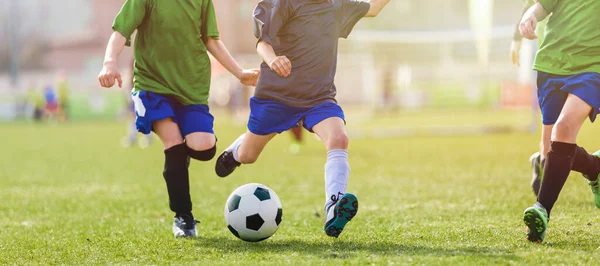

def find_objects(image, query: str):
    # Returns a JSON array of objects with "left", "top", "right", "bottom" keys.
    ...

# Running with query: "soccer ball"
[{"left": 224, "top": 183, "right": 282, "bottom": 242}]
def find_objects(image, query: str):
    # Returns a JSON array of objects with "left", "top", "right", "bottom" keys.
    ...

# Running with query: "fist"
[
  {"left": 239, "top": 69, "right": 261, "bottom": 87},
  {"left": 98, "top": 62, "right": 123, "bottom": 88},
  {"left": 268, "top": 56, "right": 292, "bottom": 77},
  {"left": 519, "top": 13, "right": 538, "bottom": 40}
]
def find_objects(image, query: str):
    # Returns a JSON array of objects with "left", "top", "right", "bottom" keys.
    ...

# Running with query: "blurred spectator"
[
  {"left": 26, "top": 83, "right": 44, "bottom": 122},
  {"left": 56, "top": 72, "right": 71, "bottom": 122},
  {"left": 43, "top": 84, "right": 58, "bottom": 120}
]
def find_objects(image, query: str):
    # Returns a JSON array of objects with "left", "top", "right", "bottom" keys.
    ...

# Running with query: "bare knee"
[
  {"left": 552, "top": 119, "right": 578, "bottom": 142},
  {"left": 326, "top": 133, "right": 349, "bottom": 150},
  {"left": 186, "top": 135, "right": 216, "bottom": 151},
  {"left": 163, "top": 138, "right": 184, "bottom": 150}
]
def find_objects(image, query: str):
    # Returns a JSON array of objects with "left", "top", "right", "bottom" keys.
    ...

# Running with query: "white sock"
[
  {"left": 227, "top": 133, "right": 246, "bottom": 162},
  {"left": 128, "top": 120, "right": 138, "bottom": 141},
  {"left": 324, "top": 149, "right": 349, "bottom": 211}
]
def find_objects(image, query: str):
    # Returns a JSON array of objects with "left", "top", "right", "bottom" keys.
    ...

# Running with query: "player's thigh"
[
  {"left": 537, "top": 72, "right": 567, "bottom": 126},
  {"left": 176, "top": 104, "right": 216, "bottom": 151},
  {"left": 132, "top": 91, "right": 181, "bottom": 149},
  {"left": 132, "top": 90, "right": 177, "bottom": 134},
  {"left": 238, "top": 130, "right": 277, "bottom": 163},
  {"left": 304, "top": 103, "right": 347, "bottom": 150},
  {"left": 247, "top": 97, "right": 302, "bottom": 135},
  {"left": 552, "top": 73, "right": 600, "bottom": 142},
  {"left": 552, "top": 94, "right": 593, "bottom": 142},
  {"left": 153, "top": 117, "right": 184, "bottom": 149},
  {"left": 311, "top": 117, "right": 348, "bottom": 149}
]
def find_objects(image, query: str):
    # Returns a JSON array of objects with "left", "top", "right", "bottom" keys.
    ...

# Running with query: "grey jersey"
[{"left": 253, "top": 0, "right": 370, "bottom": 108}]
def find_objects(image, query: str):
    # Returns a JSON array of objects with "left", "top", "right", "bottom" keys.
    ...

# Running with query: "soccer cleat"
[
  {"left": 584, "top": 150, "right": 600, "bottom": 208},
  {"left": 523, "top": 205, "right": 548, "bottom": 243},
  {"left": 172, "top": 213, "right": 198, "bottom": 238},
  {"left": 529, "top": 152, "right": 542, "bottom": 197},
  {"left": 324, "top": 193, "right": 358, "bottom": 238},
  {"left": 589, "top": 179, "right": 600, "bottom": 208},
  {"left": 215, "top": 151, "right": 240, "bottom": 178}
]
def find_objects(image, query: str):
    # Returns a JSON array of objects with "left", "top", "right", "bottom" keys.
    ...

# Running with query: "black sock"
[
  {"left": 163, "top": 143, "right": 192, "bottom": 215},
  {"left": 571, "top": 146, "right": 600, "bottom": 181},
  {"left": 537, "top": 141, "right": 576, "bottom": 216}
]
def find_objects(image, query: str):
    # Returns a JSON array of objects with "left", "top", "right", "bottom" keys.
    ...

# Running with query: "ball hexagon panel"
[
  {"left": 253, "top": 187, "right": 271, "bottom": 201},
  {"left": 258, "top": 220, "right": 278, "bottom": 239},
  {"left": 233, "top": 183, "right": 262, "bottom": 197},
  {"left": 238, "top": 228, "right": 261, "bottom": 242},
  {"left": 258, "top": 200, "right": 278, "bottom": 221},
  {"left": 226, "top": 209, "right": 246, "bottom": 232},
  {"left": 246, "top": 213, "right": 265, "bottom": 231},
  {"left": 238, "top": 194, "right": 261, "bottom": 216}
]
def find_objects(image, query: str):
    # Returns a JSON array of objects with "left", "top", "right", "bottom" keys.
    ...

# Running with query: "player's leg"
[
  {"left": 133, "top": 91, "right": 196, "bottom": 238},
  {"left": 215, "top": 97, "right": 300, "bottom": 177},
  {"left": 177, "top": 104, "right": 217, "bottom": 162},
  {"left": 289, "top": 124, "right": 304, "bottom": 154},
  {"left": 153, "top": 117, "right": 198, "bottom": 238},
  {"left": 524, "top": 82, "right": 596, "bottom": 242},
  {"left": 562, "top": 74, "right": 600, "bottom": 207},
  {"left": 305, "top": 104, "right": 357, "bottom": 238},
  {"left": 121, "top": 118, "right": 138, "bottom": 148},
  {"left": 530, "top": 125, "right": 552, "bottom": 196}
]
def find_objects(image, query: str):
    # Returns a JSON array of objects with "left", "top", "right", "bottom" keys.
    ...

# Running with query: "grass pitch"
[{"left": 1, "top": 116, "right": 600, "bottom": 265}]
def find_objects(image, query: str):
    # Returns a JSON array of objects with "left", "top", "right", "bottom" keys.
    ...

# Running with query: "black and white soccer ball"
[{"left": 224, "top": 183, "right": 282, "bottom": 242}]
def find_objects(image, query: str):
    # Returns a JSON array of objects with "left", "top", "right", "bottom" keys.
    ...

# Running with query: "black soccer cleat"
[
  {"left": 172, "top": 213, "right": 198, "bottom": 238},
  {"left": 215, "top": 151, "right": 240, "bottom": 178},
  {"left": 529, "top": 152, "right": 542, "bottom": 197}
]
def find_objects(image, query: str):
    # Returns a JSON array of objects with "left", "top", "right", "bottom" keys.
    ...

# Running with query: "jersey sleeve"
[
  {"left": 538, "top": 0, "right": 559, "bottom": 13},
  {"left": 253, "top": 0, "right": 292, "bottom": 46},
  {"left": 338, "top": 0, "right": 370, "bottom": 39},
  {"left": 112, "top": 0, "right": 148, "bottom": 46},
  {"left": 201, "top": 0, "right": 220, "bottom": 43}
]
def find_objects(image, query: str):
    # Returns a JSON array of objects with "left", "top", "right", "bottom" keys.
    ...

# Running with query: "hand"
[
  {"left": 98, "top": 61, "right": 123, "bottom": 88},
  {"left": 510, "top": 40, "right": 522, "bottom": 66},
  {"left": 519, "top": 13, "right": 537, "bottom": 40},
  {"left": 238, "top": 69, "right": 261, "bottom": 86},
  {"left": 268, "top": 56, "right": 292, "bottom": 77}
]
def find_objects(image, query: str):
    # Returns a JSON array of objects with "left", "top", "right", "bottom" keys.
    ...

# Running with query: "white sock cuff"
[{"left": 327, "top": 149, "right": 348, "bottom": 160}]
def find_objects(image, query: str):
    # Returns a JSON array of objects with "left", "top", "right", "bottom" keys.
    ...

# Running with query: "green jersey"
[
  {"left": 112, "top": 0, "right": 220, "bottom": 105},
  {"left": 534, "top": 0, "right": 600, "bottom": 75}
]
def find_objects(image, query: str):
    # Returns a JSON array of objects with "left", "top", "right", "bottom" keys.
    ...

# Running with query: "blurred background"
[{"left": 0, "top": 0, "right": 535, "bottom": 137}]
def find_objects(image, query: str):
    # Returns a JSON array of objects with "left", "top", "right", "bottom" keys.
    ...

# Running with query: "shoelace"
[
  {"left": 326, "top": 193, "right": 344, "bottom": 212},
  {"left": 221, "top": 152, "right": 240, "bottom": 168}
]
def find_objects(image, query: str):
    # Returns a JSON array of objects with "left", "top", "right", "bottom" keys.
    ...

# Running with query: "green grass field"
[{"left": 1, "top": 117, "right": 600, "bottom": 265}]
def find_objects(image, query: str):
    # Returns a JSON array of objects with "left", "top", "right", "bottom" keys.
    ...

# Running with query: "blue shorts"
[
  {"left": 537, "top": 72, "right": 600, "bottom": 125},
  {"left": 248, "top": 97, "right": 345, "bottom": 135},
  {"left": 132, "top": 91, "right": 214, "bottom": 136}
]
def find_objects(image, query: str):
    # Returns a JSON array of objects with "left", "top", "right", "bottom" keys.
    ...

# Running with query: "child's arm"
[
  {"left": 253, "top": 0, "right": 292, "bottom": 77},
  {"left": 519, "top": 1, "right": 549, "bottom": 40},
  {"left": 364, "top": 0, "right": 391, "bottom": 17},
  {"left": 98, "top": 32, "right": 127, "bottom": 88},
  {"left": 205, "top": 37, "right": 260, "bottom": 86},
  {"left": 98, "top": 0, "right": 148, "bottom": 88},
  {"left": 510, "top": 2, "right": 533, "bottom": 66},
  {"left": 257, "top": 41, "right": 291, "bottom": 77}
]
